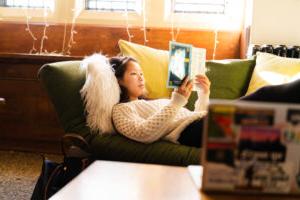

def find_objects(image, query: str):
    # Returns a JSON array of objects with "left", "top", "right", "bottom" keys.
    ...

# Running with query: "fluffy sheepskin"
[{"left": 80, "top": 53, "right": 120, "bottom": 134}]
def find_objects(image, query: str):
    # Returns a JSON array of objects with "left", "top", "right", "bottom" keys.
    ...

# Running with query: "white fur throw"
[{"left": 80, "top": 53, "right": 120, "bottom": 134}]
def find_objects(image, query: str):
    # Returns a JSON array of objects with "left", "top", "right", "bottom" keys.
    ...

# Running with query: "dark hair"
[{"left": 109, "top": 56, "right": 146, "bottom": 103}]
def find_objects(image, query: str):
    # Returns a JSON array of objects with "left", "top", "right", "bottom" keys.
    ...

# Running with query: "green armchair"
[
  {"left": 38, "top": 61, "right": 200, "bottom": 166},
  {"left": 38, "top": 58, "right": 255, "bottom": 166}
]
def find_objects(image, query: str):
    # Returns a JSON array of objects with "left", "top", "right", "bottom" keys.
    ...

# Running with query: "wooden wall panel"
[
  {"left": 0, "top": 22, "right": 241, "bottom": 59},
  {"left": 0, "top": 53, "right": 82, "bottom": 153}
]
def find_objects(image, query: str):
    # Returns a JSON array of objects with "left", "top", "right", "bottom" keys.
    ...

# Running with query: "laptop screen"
[{"left": 201, "top": 100, "right": 300, "bottom": 195}]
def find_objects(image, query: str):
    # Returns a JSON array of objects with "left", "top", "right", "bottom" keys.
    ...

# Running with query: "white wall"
[{"left": 251, "top": 0, "right": 300, "bottom": 46}]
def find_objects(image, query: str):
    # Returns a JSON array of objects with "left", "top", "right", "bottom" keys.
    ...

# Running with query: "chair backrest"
[{"left": 38, "top": 61, "right": 91, "bottom": 138}]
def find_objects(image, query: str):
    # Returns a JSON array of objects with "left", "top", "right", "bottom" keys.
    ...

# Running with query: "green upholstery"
[
  {"left": 38, "top": 61, "right": 200, "bottom": 166},
  {"left": 38, "top": 61, "right": 90, "bottom": 137},
  {"left": 90, "top": 134, "right": 200, "bottom": 166},
  {"left": 206, "top": 59, "right": 256, "bottom": 99},
  {"left": 186, "top": 59, "right": 255, "bottom": 111}
]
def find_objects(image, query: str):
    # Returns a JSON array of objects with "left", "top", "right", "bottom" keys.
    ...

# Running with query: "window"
[
  {"left": 0, "top": 0, "right": 245, "bottom": 31},
  {"left": 0, "top": 0, "right": 54, "bottom": 8},
  {"left": 165, "top": 0, "right": 245, "bottom": 31},
  {"left": 172, "top": 0, "right": 226, "bottom": 14},
  {"left": 85, "top": 0, "right": 140, "bottom": 12}
]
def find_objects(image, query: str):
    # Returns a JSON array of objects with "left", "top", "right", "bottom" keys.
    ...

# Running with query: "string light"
[
  {"left": 170, "top": 0, "right": 181, "bottom": 41},
  {"left": 22, "top": 6, "right": 37, "bottom": 54},
  {"left": 141, "top": 0, "right": 148, "bottom": 45},
  {"left": 39, "top": 0, "right": 49, "bottom": 54},
  {"left": 20, "top": 0, "right": 78, "bottom": 56},
  {"left": 170, "top": 1, "right": 175, "bottom": 41},
  {"left": 212, "top": 28, "right": 219, "bottom": 60},
  {"left": 61, "top": 19, "right": 68, "bottom": 55},
  {"left": 124, "top": 6, "right": 134, "bottom": 42},
  {"left": 25, "top": 15, "right": 38, "bottom": 54},
  {"left": 64, "top": 7, "right": 80, "bottom": 55}
]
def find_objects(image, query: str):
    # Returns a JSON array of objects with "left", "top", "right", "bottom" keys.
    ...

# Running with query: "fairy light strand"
[
  {"left": 170, "top": 1, "right": 181, "bottom": 42},
  {"left": 65, "top": 8, "right": 78, "bottom": 55},
  {"left": 20, "top": 0, "right": 77, "bottom": 55},
  {"left": 25, "top": 15, "right": 38, "bottom": 54},
  {"left": 61, "top": 19, "right": 68, "bottom": 54},
  {"left": 39, "top": 1, "right": 49, "bottom": 54},
  {"left": 124, "top": 6, "right": 134, "bottom": 42},
  {"left": 170, "top": 1, "right": 175, "bottom": 41},
  {"left": 141, "top": 1, "right": 148, "bottom": 45},
  {"left": 22, "top": 6, "right": 37, "bottom": 54},
  {"left": 212, "top": 29, "right": 219, "bottom": 60},
  {"left": 174, "top": 27, "right": 180, "bottom": 41}
]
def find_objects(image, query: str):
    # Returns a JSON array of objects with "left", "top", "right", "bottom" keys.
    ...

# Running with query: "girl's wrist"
[{"left": 170, "top": 92, "right": 188, "bottom": 108}]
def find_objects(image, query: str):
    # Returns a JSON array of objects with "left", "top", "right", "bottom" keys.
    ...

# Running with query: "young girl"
[{"left": 110, "top": 56, "right": 300, "bottom": 148}]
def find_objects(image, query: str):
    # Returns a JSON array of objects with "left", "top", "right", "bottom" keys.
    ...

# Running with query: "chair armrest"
[{"left": 62, "top": 133, "right": 92, "bottom": 158}]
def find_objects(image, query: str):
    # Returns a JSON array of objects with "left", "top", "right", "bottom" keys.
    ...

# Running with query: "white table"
[
  {"left": 50, "top": 160, "right": 300, "bottom": 200},
  {"left": 50, "top": 161, "right": 201, "bottom": 200}
]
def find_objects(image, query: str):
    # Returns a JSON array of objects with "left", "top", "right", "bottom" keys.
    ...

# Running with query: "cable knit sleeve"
[
  {"left": 112, "top": 92, "right": 187, "bottom": 143},
  {"left": 194, "top": 88, "right": 209, "bottom": 112}
]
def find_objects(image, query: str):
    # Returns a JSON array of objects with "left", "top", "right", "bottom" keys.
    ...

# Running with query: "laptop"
[{"left": 201, "top": 99, "right": 300, "bottom": 195}]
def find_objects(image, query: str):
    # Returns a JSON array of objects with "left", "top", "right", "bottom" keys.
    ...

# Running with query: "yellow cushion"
[
  {"left": 118, "top": 40, "right": 172, "bottom": 99},
  {"left": 246, "top": 52, "right": 300, "bottom": 95}
]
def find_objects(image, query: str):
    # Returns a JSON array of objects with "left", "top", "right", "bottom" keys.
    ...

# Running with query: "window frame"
[
  {"left": 75, "top": 0, "right": 144, "bottom": 25},
  {"left": 84, "top": 0, "right": 139, "bottom": 12},
  {"left": 171, "top": 0, "right": 226, "bottom": 15},
  {"left": 0, "top": 0, "right": 55, "bottom": 9},
  {"left": 0, "top": 0, "right": 59, "bottom": 22}
]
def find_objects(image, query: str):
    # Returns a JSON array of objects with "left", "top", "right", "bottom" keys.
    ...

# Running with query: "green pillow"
[
  {"left": 207, "top": 59, "right": 256, "bottom": 99},
  {"left": 186, "top": 59, "right": 255, "bottom": 110}
]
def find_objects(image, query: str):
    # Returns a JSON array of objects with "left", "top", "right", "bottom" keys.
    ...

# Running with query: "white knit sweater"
[{"left": 112, "top": 90, "right": 209, "bottom": 143}]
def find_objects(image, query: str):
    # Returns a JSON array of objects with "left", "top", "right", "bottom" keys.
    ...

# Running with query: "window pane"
[
  {"left": 0, "top": 0, "right": 54, "bottom": 8},
  {"left": 85, "top": 0, "right": 139, "bottom": 12},
  {"left": 88, "top": 1, "right": 97, "bottom": 9},
  {"left": 173, "top": 0, "right": 226, "bottom": 14}
]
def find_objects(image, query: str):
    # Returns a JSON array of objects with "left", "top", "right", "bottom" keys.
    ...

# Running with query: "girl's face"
[{"left": 119, "top": 61, "right": 145, "bottom": 101}]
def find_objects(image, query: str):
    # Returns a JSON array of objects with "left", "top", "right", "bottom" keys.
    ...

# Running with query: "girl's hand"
[
  {"left": 195, "top": 74, "right": 210, "bottom": 94},
  {"left": 175, "top": 76, "right": 194, "bottom": 99}
]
